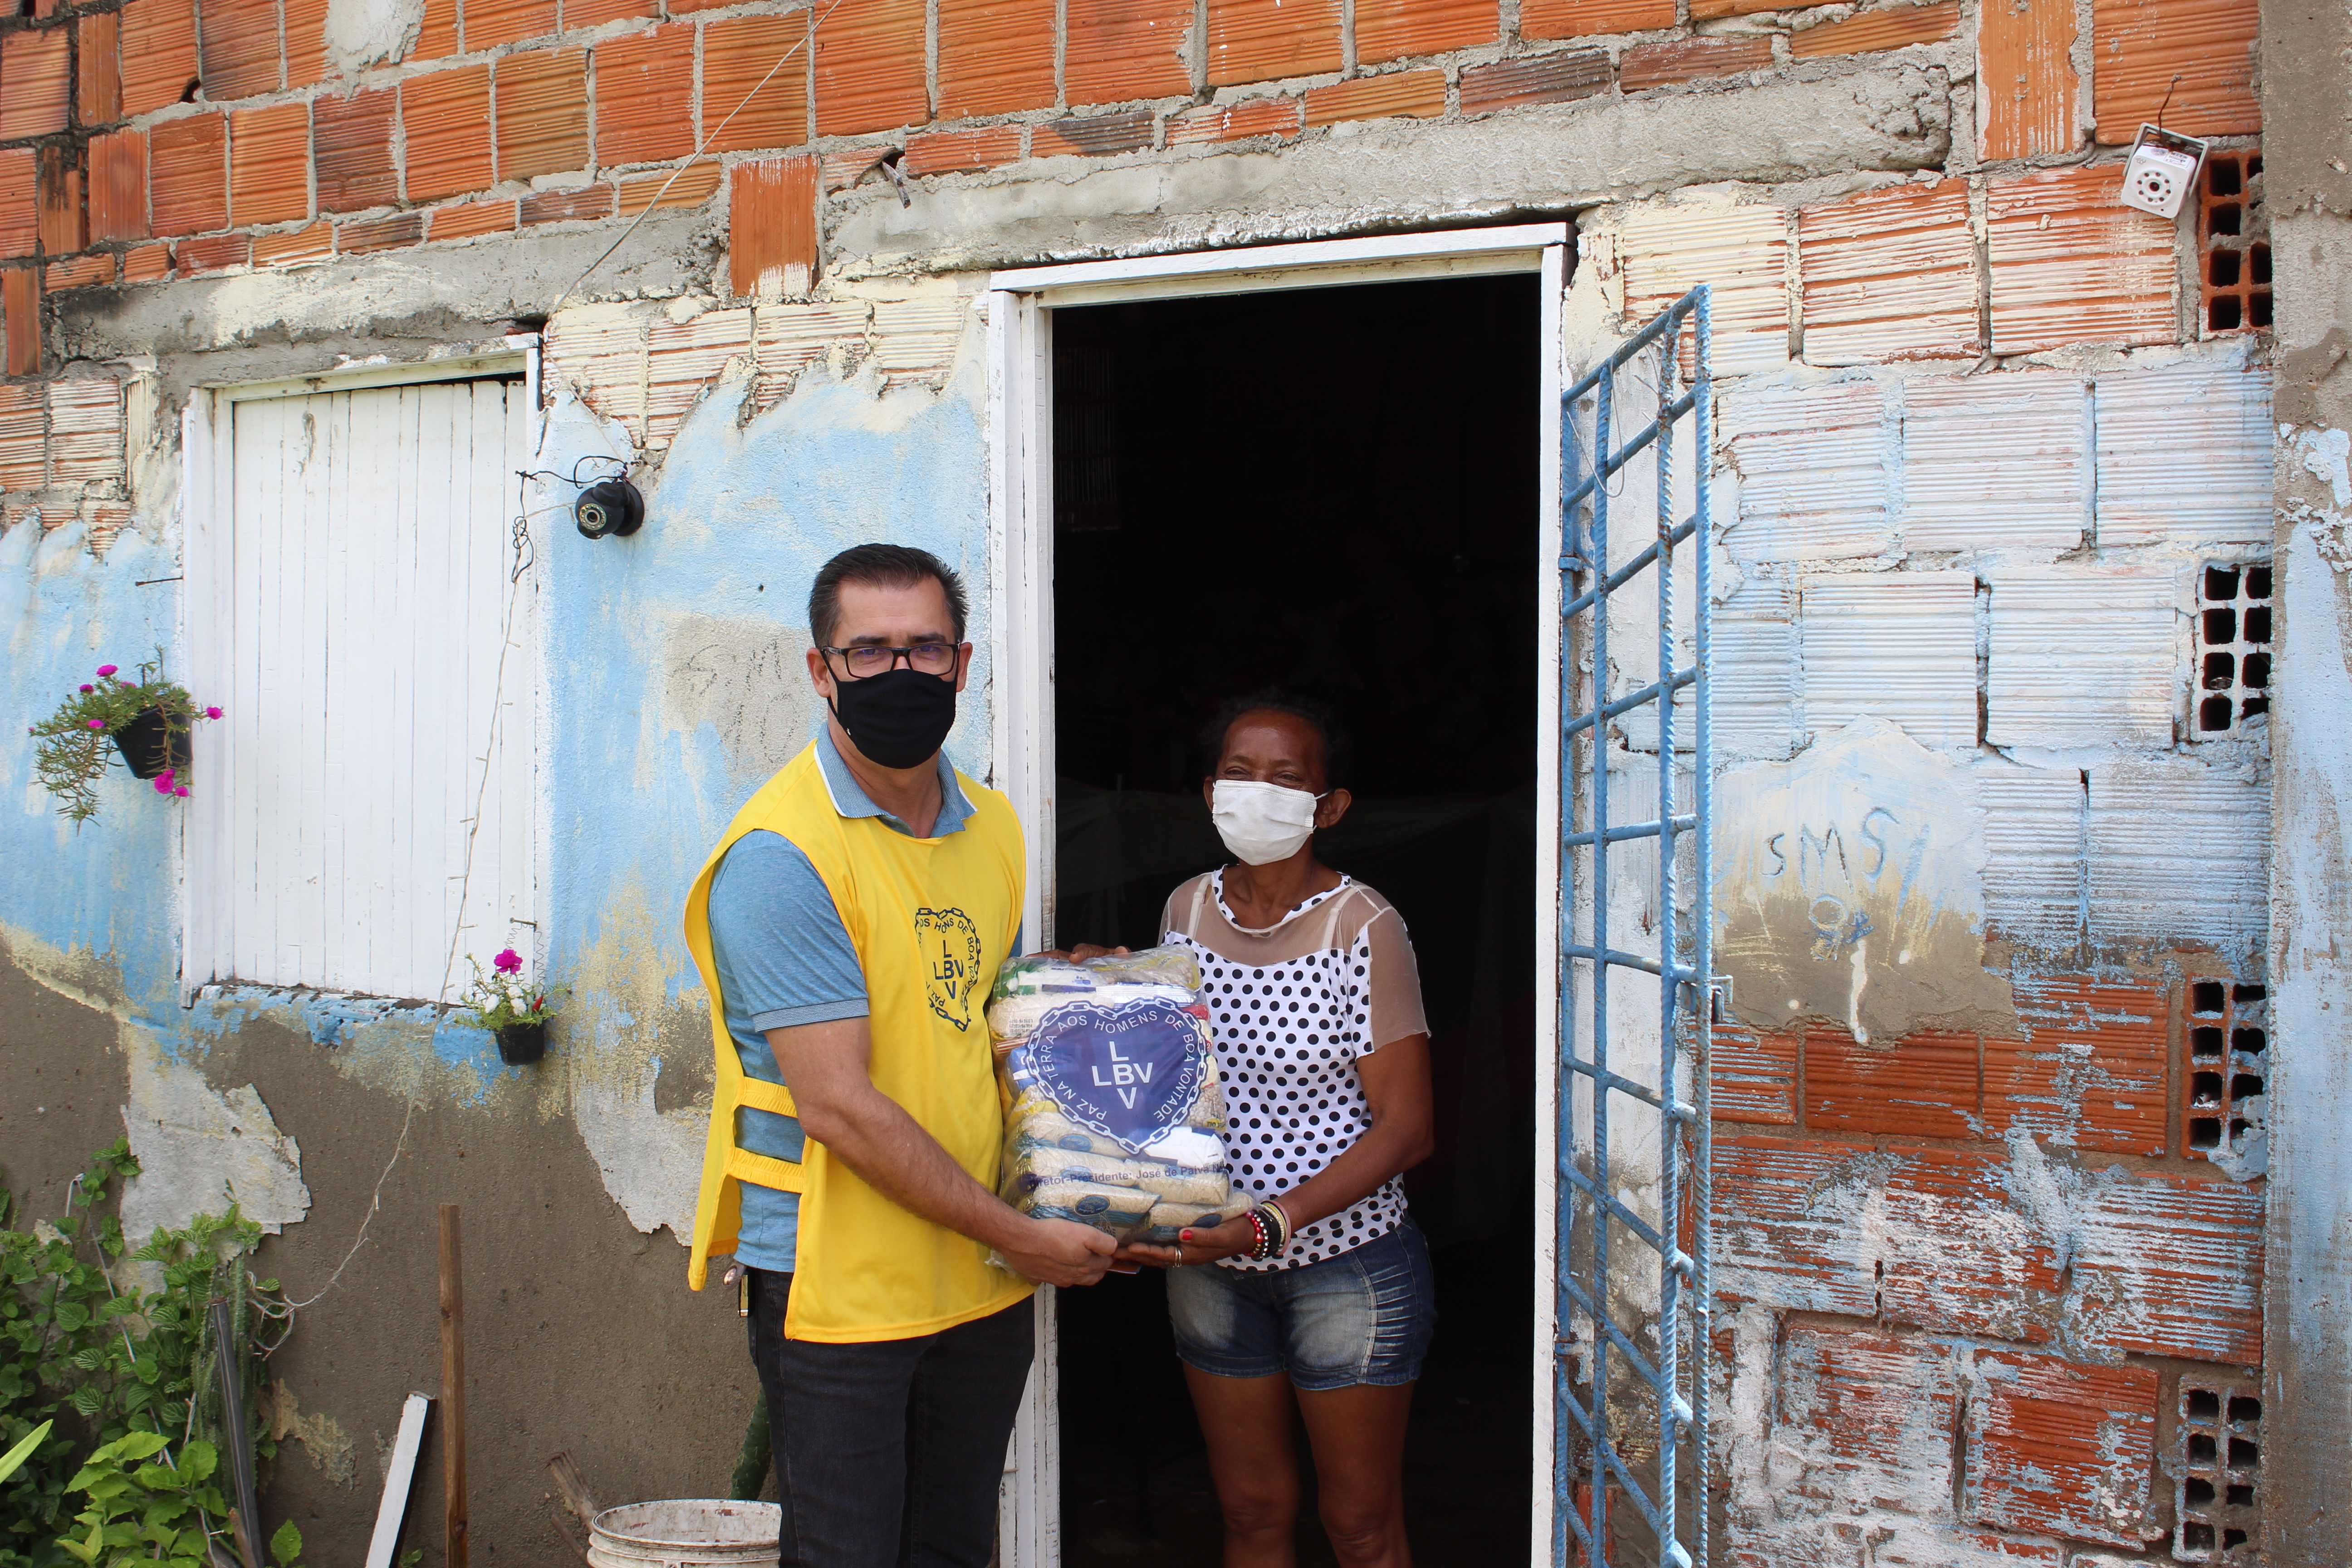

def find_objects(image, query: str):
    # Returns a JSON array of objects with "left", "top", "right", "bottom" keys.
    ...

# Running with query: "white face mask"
[{"left": 1211, "top": 779, "right": 1326, "bottom": 866}]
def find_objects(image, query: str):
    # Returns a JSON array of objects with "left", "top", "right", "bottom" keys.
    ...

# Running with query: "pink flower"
[
  {"left": 173, "top": 786, "right": 190, "bottom": 798},
  {"left": 96, "top": 665, "right": 116, "bottom": 678},
  {"left": 158, "top": 769, "right": 175, "bottom": 785},
  {"left": 205, "top": 706, "right": 223, "bottom": 720},
  {"left": 86, "top": 718, "right": 105, "bottom": 730},
  {"left": 154, "top": 777, "right": 172, "bottom": 794},
  {"left": 494, "top": 948, "right": 523, "bottom": 974},
  {"left": 79, "top": 684, "right": 94, "bottom": 693}
]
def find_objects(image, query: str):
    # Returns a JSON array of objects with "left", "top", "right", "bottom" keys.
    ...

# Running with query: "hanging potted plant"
[
  {"left": 29, "top": 656, "right": 222, "bottom": 825},
  {"left": 457, "top": 948, "right": 566, "bottom": 1065}
]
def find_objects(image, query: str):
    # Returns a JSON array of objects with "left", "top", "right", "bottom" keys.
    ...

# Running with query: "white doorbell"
[{"left": 2120, "top": 123, "right": 2210, "bottom": 219}]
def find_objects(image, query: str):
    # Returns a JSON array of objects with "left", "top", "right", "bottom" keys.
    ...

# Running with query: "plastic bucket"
[{"left": 586, "top": 1501, "right": 782, "bottom": 1568}]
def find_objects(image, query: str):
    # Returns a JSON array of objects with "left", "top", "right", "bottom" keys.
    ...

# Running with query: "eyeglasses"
[{"left": 820, "top": 642, "right": 961, "bottom": 679}]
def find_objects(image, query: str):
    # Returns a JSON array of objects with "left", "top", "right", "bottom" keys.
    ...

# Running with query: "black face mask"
[{"left": 829, "top": 666, "right": 958, "bottom": 771}]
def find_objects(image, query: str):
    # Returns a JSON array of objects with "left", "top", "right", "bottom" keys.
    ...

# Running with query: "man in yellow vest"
[{"left": 683, "top": 544, "right": 1116, "bottom": 1566}]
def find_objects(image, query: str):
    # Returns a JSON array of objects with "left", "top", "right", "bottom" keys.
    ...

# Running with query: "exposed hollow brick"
[
  {"left": 1798, "top": 178, "right": 1980, "bottom": 364},
  {"left": 1459, "top": 50, "right": 1609, "bottom": 114},
  {"left": 1962, "top": 1351, "right": 2160, "bottom": 1548},
  {"left": 644, "top": 307, "right": 754, "bottom": 446},
  {"left": 0, "top": 384, "right": 43, "bottom": 488},
  {"left": 336, "top": 210, "right": 423, "bottom": 252},
  {"left": 1521, "top": 0, "right": 1675, "bottom": 39},
  {"left": 495, "top": 48, "right": 590, "bottom": 183},
  {"left": 1789, "top": 0, "right": 1959, "bottom": 56},
  {"left": 702, "top": 15, "right": 812, "bottom": 152},
  {"left": 1165, "top": 96, "right": 1301, "bottom": 143},
  {"left": 229, "top": 101, "right": 311, "bottom": 228},
  {"left": 820, "top": 147, "right": 887, "bottom": 190},
  {"left": 1620, "top": 34, "right": 1774, "bottom": 89},
  {"left": 904, "top": 126, "right": 1024, "bottom": 176},
  {"left": 1878, "top": 1146, "right": 2068, "bottom": 1343},
  {"left": 544, "top": 304, "right": 647, "bottom": 432},
  {"left": 0, "top": 27, "right": 73, "bottom": 140},
  {"left": 464, "top": 0, "right": 559, "bottom": 50},
  {"left": 753, "top": 299, "right": 872, "bottom": 410},
  {"left": 0, "top": 152, "right": 34, "bottom": 261},
  {"left": 1355, "top": 0, "right": 1495, "bottom": 66},
  {"left": 936, "top": 0, "right": 1056, "bottom": 119},
  {"left": 2089, "top": 0, "right": 2259, "bottom": 142},
  {"left": 813, "top": 0, "right": 929, "bottom": 135},
  {"left": 173, "top": 230, "right": 249, "bottom": 273},
  {"left": 402, "top": 66, "right": 495, "bottom": 204},
  {"left": 428, "top": 198, "right": 518, "bottom": 239},
  {"left": 150, "top": 113, "right": 228, "bottom": 236},
  {"left": 411, "top": 0, "right": 457, "bottom": 60},
  {"left": 2, "top": 270, "right": 39, "bottom": 378},
  {"left": 36, "top": 147, "right": 85, "bottom": 258},
  {"left": 564, "top": 0, "right": 656, "bottom": 28},
  {"left": 313, "top": 87, "right": 396, "bottom": 214},
  {"left": 1206, "top": 0, "right": 1341, "bottom": 87},
  {"left": 47, "top": 379, "right": 124, "bottom": 491},
  {"left": 729, "top": 155, "right": 818, "bottom": 300},
  {"left": 196, "top": 0, "right": 280, "bottom": 100},
  {"left": 615, "top": 159, "right": 722, "bottom": 213},
  {"left": 123, "top": 242, "right": 170, "bottom": 281},
  {"left": 81, "top": 11, "right": 124, "bottom": 125},
  {"left": 47, "top": 253, "right": 114, "bottom": 291},
  {"left": 1984, "top": 165, "right": 2175, "bottom": 354},
  {"left": 282, "top": 0, "right": 326, "bottom": 86},
  {"left": 1804, "top": 1024, "right": 1980, "bottom": 1138},
  {"left": 1984, "top": 975, "right": 2170, "bottom": 1156},
  {"left": 1033, "top": 111, "right": 1152, "bottom": 157},
  {"left": 1980, "top": 0, "right": 2079, "bottom": 157},
  {"left": 1064, "top": 0, "right": 1190, "bottom": 106},
  {"left": 595, "top": 28, "right": 697, "bottom": 167},
  {"left": 519, "top": 184, "right": 613, "bottom": 224},
  {"left": 1710, "top": 1021, "right": 1797, "bottom": 1124},
  {"left": 251, "top": 220, "right": 332, "bottom": 266},
  {"left": 119, "top": 0, "right": 200, "bottom": 117},
  {"left": 1302, "top": 69, "right": 1446, "bottom": 126}
]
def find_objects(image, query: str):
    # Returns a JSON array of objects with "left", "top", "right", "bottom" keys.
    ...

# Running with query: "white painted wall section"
[
  {"left": 1721, "top": 382, "right": 1895, "bottom": 561},
  {"left": 1984, "top": 566, "right": 2180, "bottom": 748},
  {"left": 1901, "top": 372, "right": 2091, "bottom": 553},
  {"left": 1974, "top": 761, "right": 2085, "bottom": 948},
  {"left": 2086, "top": 759, "right": 2269, "bottom": 952},
  {"left": 2094, "top": 361, "right": 2276, "bottom": 548},
  {"left": 1799, "top": 570, "right": 1978, "bottom": 748}
]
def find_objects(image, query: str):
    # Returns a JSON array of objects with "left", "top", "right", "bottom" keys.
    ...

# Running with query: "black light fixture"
[{"left": 574, "top": 476, "right": 645, "bottom": 539}]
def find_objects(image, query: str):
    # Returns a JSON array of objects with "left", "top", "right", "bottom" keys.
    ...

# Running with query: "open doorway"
[{"left": 1047, "top": 273, "right": 1542, "bottom": 1566}]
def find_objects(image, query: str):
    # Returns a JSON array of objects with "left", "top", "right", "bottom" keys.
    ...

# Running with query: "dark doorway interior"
[{"left": 1049, "top": 273, "right": 1541, "bottom": 1567}]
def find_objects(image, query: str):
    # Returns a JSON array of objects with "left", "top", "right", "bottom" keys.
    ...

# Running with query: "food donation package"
[{"left": 990, "top": 945, "right": 1246, "bottom": 1247}]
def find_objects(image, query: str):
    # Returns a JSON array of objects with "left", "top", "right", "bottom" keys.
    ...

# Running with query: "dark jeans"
[{"left": 746, "top": 1269, "right": 1034, "bottom": 1568}]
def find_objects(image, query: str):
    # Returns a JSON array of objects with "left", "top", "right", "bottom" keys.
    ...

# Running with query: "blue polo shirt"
[{"left": 704, "top": 729, "right": 980, "bottom": 1274}]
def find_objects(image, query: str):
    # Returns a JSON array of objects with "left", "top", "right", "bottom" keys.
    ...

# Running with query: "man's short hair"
[{"left": 808, "top": 544, "right": 970, "bottom": 648}]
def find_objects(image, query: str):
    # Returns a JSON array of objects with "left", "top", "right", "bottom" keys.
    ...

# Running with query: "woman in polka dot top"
[{"left": 1120, "top": 693, "right": 1437, "bottom": 1568}]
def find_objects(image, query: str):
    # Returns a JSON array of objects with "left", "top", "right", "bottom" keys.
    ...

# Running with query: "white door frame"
[{"left": 984, "top": 225, "right": 1569, "bottom": 1568}]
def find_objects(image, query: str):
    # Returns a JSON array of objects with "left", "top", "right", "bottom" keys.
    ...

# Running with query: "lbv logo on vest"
[
  {"left": 1029, "top": 1001, "right": 1210, "bottom": 1150},
  {"left": 915, "top": 906, "right": 983, "bottom": 1030}
]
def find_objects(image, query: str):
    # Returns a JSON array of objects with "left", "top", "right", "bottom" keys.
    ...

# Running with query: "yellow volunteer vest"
[{"left": 682, "top": 739, "right": 1033, "bottom": 1342}]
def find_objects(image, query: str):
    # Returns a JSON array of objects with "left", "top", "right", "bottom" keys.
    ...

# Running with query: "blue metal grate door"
[{"left": 1553, "top": 285, "right": 1716, "bottom": 1568}]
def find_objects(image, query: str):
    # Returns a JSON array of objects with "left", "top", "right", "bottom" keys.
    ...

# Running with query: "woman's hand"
[{"left": 1114, "top": 1214, "right": 1257, "bottom": 1270}]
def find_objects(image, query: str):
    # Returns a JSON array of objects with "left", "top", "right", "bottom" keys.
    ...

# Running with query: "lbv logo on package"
[{"left": 1029, "top": 1000, "right": 1210, "bottom": 1148}]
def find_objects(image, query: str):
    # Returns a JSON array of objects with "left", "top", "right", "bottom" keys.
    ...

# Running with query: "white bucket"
[{"left": 585, "top": 1500, "right": 782, "bottom": 1568}]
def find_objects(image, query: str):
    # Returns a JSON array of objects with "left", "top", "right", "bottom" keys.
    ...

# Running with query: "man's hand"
[{"left": 996, "top": 1216, "right": 1118, "bottom": 1287}]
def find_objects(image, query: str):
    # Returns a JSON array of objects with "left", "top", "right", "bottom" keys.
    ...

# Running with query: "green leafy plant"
[
  {"left": 0, "top": 1426, "right": 49, "bottom": 1489},
  {"left": 28, "top": 655, "right": 222, "bottom": 825},
  {"left": 456, "top": 947, "right": 565, "bottom": 1030},
  {"left": 53, "top": 1434, "right": 223, "bottom": 1568}
]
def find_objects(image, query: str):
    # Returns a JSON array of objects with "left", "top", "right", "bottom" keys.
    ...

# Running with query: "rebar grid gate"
[{"left": 1553, "top": 285, "right": 1715, "bottom": 1568}]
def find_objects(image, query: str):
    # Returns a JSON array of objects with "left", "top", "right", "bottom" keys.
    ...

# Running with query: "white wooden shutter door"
[{"left": 218, "top": 380, "right": 533, "bottom": 1001}]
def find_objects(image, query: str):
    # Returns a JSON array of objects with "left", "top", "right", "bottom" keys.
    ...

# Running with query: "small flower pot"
[
  {"left": 495, "top": 1022, "right": 547, "bottom": 1065},
  {"left": 114, "top": 707, "right": 189, "bottom": 781}
]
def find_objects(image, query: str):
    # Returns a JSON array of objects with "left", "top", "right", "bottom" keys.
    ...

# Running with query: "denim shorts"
[{"left": 1166, "top": 1220, "right": 1437, "bottom": 1391}]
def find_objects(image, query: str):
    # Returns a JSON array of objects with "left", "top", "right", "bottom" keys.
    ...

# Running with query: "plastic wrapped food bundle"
[{"left": 991, "top": 946, "right": 1244, "bottom": 1244}]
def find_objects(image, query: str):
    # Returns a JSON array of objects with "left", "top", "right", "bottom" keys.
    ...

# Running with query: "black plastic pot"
[
  {"left": 495, "top": 1022, "right": 547, "bottom": 1065},
  {"left": 114, "top": 707, "right": 189, "bottom": 781}
]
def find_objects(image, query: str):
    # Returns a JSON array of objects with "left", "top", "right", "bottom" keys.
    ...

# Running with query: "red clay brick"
[
  {"left": 281, "top": 0, "right": 326, "bottom": 85},
  {"left": 173, "top": 230, "right": 248, "bottom": 273},
  {"left": 1033, "top": 110, "right": 1152, "bottom": 157},
  {"left": 903, "top": 125, "right": 1023, "bottom": 176},
  {"left": 1780, "top": 1325, "right": 1961, "bottom": 1474},
  {"left": 519, "top": 184, "right": 613, "bottom": 224},
  {"left": 614, "top": 159, "right": 722, "bottom": 212},
  {"left": 594, "top": 26, "right": 697, "bottom": 166},
  {"left": 729, "top": 154, "right": 817, "bottom": 299},
  {"left": 1710, "top": 1135, "right": 1883, "bottom": 1315},
  {"left": 80, "top": 10, "right": 123, "bottom": 124},
  {"left": 229, "top": 100, "right": 310, "bottom": 227},
  {"left": 36, "top": 146, "right": 84, "bottom": 256},
  {"left": 1806, "top": 1024, "right": 1980, "bottom": 1137},
  {"left": 149, "top": 112, "right": 228, "bottom": 235},
  {"left": 1521, "top": 0, "right": 1675, "bottom": 39},
  {"left": 1984, "top": 976, "right": 2169, "bottom": 1155},
  {"left": 0, "top": 153, "right": 34, "bottom": 261},
  {"left": 1621, "top": 34, "right": 1774, "bottom": 88},
  {"left": 2090, "top": 0, "right": 2259, "bottom": 142},
  {"left": 251, "top": 219, "right": 332, "bottom": 265},
  {"left": 119, "top": 0, "right": 199, "bottom": 115},
  {"left": 1979, "top": 0, "right": 2078, "bottom": 158},
  {"left": 3, "top": 270, "right": 39, "bottom": 377},
  {"left": 428, "top": 197, "right": 517, "bottom": 238},
  {"left": 196, "top": 0, "right": 280, "bottom": 99},
  {"left": 701, "top": 15, "right": 812, "bottom": 151},
  {"left": 46, "top": 252, "right": 114, "bottom": 291},
  {"left": 820, "top": 146, "right": 888, "bottom": 189},
  {"left": 1984, "top": 164, "right": 2175, "bottom": 353},
  {"left": 496, "top": 47, "right": 589, "bottom": 182},
  {"left": 0, "top": 383, "right": 42, "bottom": 486},
  {"left": 1065, "top": 0, "right": 1191, "bottom": 106},
  {"left": 335, "top": 209, "right": 423, "bottom": 252},
  {"left": 1163, "top": 95, "right": 1301, "bottom": 143},
  {"left": 813, "top": 0, "right": 928, "bottom": 134},
  {"left": 122, "top": 240, "right": 171, "bottom": 281},
  {"left": 1206, "top": 0, "right": 1340, "bottom": 86},
  {"left": 1879, "top": 1145, "right": 2068, "bottom": 1342},
  {"left": 402, "top": 65, "right": 495, "bottom": 203},
  {"left": 1302, "top": 69, "right": 1445, "bottom": 125},
  {"left": 2072, "top": 1168, "right": 2263, "bottom": 1365},
  {"left": 1355, "top": 0, "right": 1494, "bottom": 66},
  {"left": 1459, "top": 49, "right": 1609, "bottom": 113},
  {"left": 466, "top": 0, "right": 558, "bottom": 48},
  {"left": 936, "top": 0, "right": 1055, "bottom": 118},
  {"left": 1711, "top": 1023, "right": 1797, "bottom": 1124},
  {"left": 410, "top": 0, "right": 457, "bottom": 59},
  {"left": 564, "top": 0, "right": 656, "bottom": 26},
  {"left": 1791, "top": 0, "right": 1958, "bottom": 54},
  {"left": 313, "top": 87, "right": 396, "bottom": 214},
  {"left": 0, "top": 27, "right": 73, "bottom": 139},
  {"left": 1961, "top": 1351, "right": 2159, "bottom": 1547}
]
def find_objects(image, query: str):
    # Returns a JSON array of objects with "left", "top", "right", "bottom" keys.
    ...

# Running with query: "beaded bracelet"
[{"left": 1246, "top": 1200, "right": 1292, "bottom": 1261}]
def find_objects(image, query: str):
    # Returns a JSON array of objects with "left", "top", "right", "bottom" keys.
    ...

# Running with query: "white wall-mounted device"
[{"left": 2120, "top": 123, "right": 2210, "bottom": 219}]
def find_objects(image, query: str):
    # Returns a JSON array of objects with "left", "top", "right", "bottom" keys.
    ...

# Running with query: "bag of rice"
[{"left": 990, "top": 945, "right": 1236, "bottom": 1244}]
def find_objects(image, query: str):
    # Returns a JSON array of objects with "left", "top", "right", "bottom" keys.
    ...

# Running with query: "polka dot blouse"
[{"left": 1163, "top": 870, "right": 1429, "bottom": 1274}]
